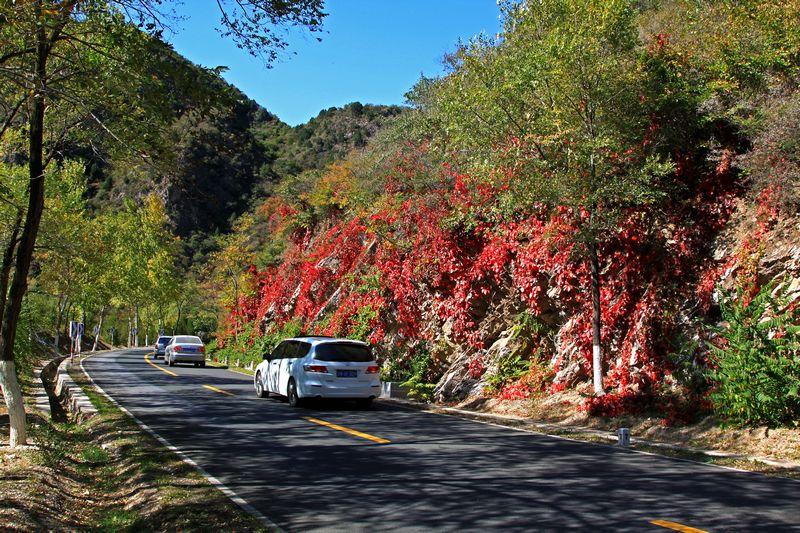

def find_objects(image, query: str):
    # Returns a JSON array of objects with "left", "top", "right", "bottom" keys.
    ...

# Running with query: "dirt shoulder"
[{"left": 0, "top": 359, "right": 269, "bottom": 532}]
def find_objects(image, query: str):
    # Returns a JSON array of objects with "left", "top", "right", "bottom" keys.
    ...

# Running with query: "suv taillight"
[
  {"left": 198, "top": 346, "right": 205, "bottom": 353},
  {"left": 303, "top": 365, "right": 328, "bottom": 373},
  {"left": 366, "top": 366, "right": 379, "bottom": 374},
  {"left": 174, "top": 346, "right": 182, "bottom": 352}
]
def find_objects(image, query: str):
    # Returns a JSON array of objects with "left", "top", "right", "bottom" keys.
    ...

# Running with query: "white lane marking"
[{"left": 80, "top": 351, "right": 284, "bottom": 531}]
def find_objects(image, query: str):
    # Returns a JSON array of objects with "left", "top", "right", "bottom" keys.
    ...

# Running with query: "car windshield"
[
  {"left": 157, "top": 337, "right": 171, "bottom": 344},
  {"left": 314, "top": 343, "right": 372, "bottom": 362},
  {"left": 175, "top": 336, "right": 202, "bottom": 344}
]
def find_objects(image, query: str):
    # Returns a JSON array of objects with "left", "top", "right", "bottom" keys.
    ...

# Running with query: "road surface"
[{"left": 83, "top": 349, "right": 799, "bottom": 532}]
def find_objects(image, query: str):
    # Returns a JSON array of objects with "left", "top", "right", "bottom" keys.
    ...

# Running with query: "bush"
[
  {"left": 741, "top": 91, "right": 800, "bottom": 209},
  {"left": 400, "top": 342, "right": 446, "bottom": 402},
  {"left": 485, "top": 352, "right": 531, "bottom": 394},
  {"left": 708, "top": 281, "right": 800, "bottom": 427},
  {"left": 486, "top": 312, "right": 554, "bottom": 399}
]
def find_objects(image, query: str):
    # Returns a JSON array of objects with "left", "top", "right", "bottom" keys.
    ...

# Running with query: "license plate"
[{"left": 336, "top": 370, "right": 357, "bottom": 378}]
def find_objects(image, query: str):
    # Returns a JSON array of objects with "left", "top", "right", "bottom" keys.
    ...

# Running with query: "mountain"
[
  {"left": 273, "top": 102, "right": 405, "bottom": 177},
  {"left": 82, "top": 42, "right": 405, "bottom": 261}
]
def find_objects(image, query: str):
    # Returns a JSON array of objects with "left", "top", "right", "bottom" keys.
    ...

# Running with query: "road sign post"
[{"left": 79, "top": 322, "right": 84, "bottom": 355}]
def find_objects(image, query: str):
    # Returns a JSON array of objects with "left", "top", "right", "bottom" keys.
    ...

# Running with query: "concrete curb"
[
  {"left": 54, "top": 357, "right": 97, "bottom": 422},
  {"left": 381, "top": 398, "right": 800, "bottom": 473}
]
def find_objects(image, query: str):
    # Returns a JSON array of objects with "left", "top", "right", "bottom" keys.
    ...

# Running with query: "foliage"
[
  {"left": 708, "top": 282, "right": 800, "bottom": 427},
  {"left": 485, "top": 353, "right": 531, "bottom": 394},
  {"left": 740, "top": 91, "right": 800, "bottom": 209},
  {"left": 486, "top": 314, "right": 555, "bottom": 400},
  {"left": 400, "top": 344, "right": 438, "bottom": 403},
  {"left": 205, "top": 0, "right": 800, "bottom": 422},
  {"left": 212, "top": 318, "right": 304, "bottom": 369},
  {"left": 275, "top": 103, "right": 405, "bottom": 176}
]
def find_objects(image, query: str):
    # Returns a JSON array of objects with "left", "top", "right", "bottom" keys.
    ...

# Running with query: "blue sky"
[{"left": 167, "top": 1, "right": 502, "bottom": 125}]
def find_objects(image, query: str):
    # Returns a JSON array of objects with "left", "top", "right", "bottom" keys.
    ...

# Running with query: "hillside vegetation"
[{"left": 207, "top": 0, "right": 800, "bottom": 427}]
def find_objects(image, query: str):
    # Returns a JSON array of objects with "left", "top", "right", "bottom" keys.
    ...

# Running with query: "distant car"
[
  {"left": 153, "top": 336, "right": 172, "bottom": 358},
  {"left": 164, "top": 335, "right": 206, "bottom": 368},
  {"left": 254, "top": 337, "right": 381, "bottom": 408}
]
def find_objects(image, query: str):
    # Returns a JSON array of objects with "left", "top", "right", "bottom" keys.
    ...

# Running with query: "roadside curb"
[
  {"left": 381, "top": 398, "right": 800, "bottom": 474},
  {"left": 80, "top": 351, "right": 284, "bottom": 532},
  {"left": 55, "top": 357, "right": 98, "bottom": 422}
]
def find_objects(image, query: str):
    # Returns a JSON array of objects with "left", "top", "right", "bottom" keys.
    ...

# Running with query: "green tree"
[
  {"left": 411, "top": 0, "right": 673, "bottom": 395},
  {"left": 0, "top": 0, "right": 327, "bottom": 447}
]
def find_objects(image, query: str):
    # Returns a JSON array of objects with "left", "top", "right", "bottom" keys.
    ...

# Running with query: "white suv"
[{"left": 254, "top": 337, "right": 381, "bottom": 408}]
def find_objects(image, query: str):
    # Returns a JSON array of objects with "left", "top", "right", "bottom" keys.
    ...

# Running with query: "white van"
[{"left": 254, "top": 337, "right": 381, "bottom": 408}]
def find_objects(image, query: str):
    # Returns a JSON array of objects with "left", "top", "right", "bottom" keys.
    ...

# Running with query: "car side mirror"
[{"left": 263, "top": 352, "right": 272, "bottom": 361}]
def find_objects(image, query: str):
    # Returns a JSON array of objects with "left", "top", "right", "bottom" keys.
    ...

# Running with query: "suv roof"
[{"left": 287, "top": 336, "right": 368, "bottom": 346}]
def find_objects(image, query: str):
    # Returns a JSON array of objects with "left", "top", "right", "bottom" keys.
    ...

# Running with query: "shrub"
[
  {"left": 486, "top": 312, "right": 554, "bottom": 399},
  {"left": 486, "top": 352, "right": 531, "bottom": 394},
  {"left": 708, "top": 281, "right": 800, "bottom": 427},
  {"left": 741, "top": 92, "right": 800, "bottom": 209},
  {"left": 583, "top": 389, "right": 652, "bottom": 418},
  {"left": 400, "top": 342, "right": 445, "bottom": 402}
]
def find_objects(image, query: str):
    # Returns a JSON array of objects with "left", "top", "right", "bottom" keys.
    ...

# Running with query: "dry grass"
[{"left": 0, "top": 366, "right": 270, "bottom": 532}]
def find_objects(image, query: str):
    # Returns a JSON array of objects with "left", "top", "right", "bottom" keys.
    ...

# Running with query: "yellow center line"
[
  {"left": 651, "top": 520, "right": 709, "bottom": 533},
  {"left": 304, "top": 417, "right": 390, "bottom": 444},
  {"left": 203, "top": 384, "right": 235, "bottom": 396},
  {"left": 144, "top": 354, "right": 177, "bottom": 377}
]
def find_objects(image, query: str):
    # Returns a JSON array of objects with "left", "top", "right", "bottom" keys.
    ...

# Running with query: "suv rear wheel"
[{"left": 288, "top": 379, "right": 303, "bottom": 408}]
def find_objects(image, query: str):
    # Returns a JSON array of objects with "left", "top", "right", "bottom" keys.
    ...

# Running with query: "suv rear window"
[
  {"left": 314, "top": 343, "right": 372, "bottom": 362},
  {"left": 157, "top": 337, "right": 172, "bottom": 344}
]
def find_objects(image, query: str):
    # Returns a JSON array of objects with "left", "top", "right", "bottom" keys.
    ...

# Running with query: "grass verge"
[{"left": 0, "top": 361, "right": 270, "bottom": 532}]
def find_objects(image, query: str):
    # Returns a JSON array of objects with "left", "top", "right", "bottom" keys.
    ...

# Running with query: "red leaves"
[
  {"left": 468, "top": 355, "right": 486, "bottom": 379},
  {"left": 219, "top": 138, "right": 743, "bottom": 417}
]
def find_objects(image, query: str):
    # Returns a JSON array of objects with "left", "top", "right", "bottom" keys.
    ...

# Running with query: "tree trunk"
[
  {"left": 174, "top": 301, "right": 184, "bottom": 336},
  {"left": 0, "top": 211, "right": 22, "bottom": 329},
  {"left": 589, "top": 239, "right": 603, "bottom": 396},
  {"left": 0, "top": 10, "right": 49, "bottom": 446},
  {"left": 0, "top": 361, "right": 26, "bottom": 446},
  {"left": 64, "top": 303, "right": 73, "bottom": 340},
  {"left": 79, "top": 308, "right": 85, "bottom": 354},
  {"left": 127, "top": 313, "right": 132, "bottom": 347},
  {"left": 92, "top": 306, "right": 105, "bottom": 352},
  {"left": 135, "top": 307, "right": 140, "bottom": 347}
]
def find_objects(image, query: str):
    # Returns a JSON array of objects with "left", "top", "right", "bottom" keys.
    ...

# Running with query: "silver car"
[{"left": 164, "top": 335, "right": 206, "bottom": 368}]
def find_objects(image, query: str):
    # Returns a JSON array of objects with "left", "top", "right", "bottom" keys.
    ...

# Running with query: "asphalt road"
[{"left": 83, "top": 349, "right": 799, "bottom": 532}]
